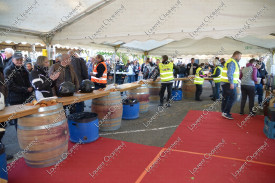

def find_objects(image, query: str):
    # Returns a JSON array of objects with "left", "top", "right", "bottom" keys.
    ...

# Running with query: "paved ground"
[{"left": 3, "top": 81, "right": 263, "bottom": 163}]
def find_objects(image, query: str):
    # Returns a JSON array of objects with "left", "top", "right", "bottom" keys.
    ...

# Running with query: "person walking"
[
  {"left": 255, "top": 58, "right": 268, "bottom": 109},
  {"left": 210, "top": 60, "right": 222, "bottom": 101},
  {"left": 194, "top": 63, "right": 207, "bottom": 101},
  {"left": 221, "top": 51, "right": 242, "bottom": 120},
  {"left": 186, "top": 58, "right": 198, "bottom": 76},
  {"left": 239, "top": 59, "right": 258, "bottom": 115},
  {"left": 127, "top": 61, "right": 136, "bottom": 83}
]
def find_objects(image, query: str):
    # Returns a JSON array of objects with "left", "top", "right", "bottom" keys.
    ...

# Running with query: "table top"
[
  {"left": 56, "top": 90, "right": 110, "bottom": 106},
  {"left": 115, "top": 83, "right": 142, "bottom": 92},
  {"left": 0, "top": 105, "right": 40, "bottom": 123}
]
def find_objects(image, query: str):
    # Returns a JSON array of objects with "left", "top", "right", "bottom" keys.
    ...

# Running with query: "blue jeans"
[
  {"left": 255, "top": 84, "right": 263, "bottom": 105},
  {"left": 214, "top": 82, "right": 221, "bottom": 100},
  {"left": 128, "top": 75, "right": 135, "bottom": 83},
  {"left": 176, "top": 74, "right": 185, "bottom": 88},
  {"left": 221, "top": 83, "right": 237, "bottom": 114}
]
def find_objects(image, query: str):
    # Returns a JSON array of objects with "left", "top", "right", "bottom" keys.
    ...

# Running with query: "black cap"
[{"left": 12, "top": 53, "right": 23, "bottom": 59}]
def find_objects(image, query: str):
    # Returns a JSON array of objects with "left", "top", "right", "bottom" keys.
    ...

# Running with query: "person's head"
[
  {"left": 130, "top": 61, "right": 134, "bottom": 65},
  {"left": 61, "top": 54, "right": 71, "bottom": 66},
  {"left": 199, "top": 63, "right": 204, "bottom": 68},
  {"left": 191, "top": 58, "right": 195, "bottom": 64},
  {"left": 4, "top": 48, "right": 14, "bottom": 59},
  {"left": 36, "top": 56, "right": 49, "bottom": 68},
  {"left": 156, "top": 59, "right": 160, "bottom": 65},
  {"left": 127, "top": 60, "right": 130, "bottom": 63},
  {"left": 12, "top": 53, "right": 23, "bottom": 67},
  {"left": 162, "top": 55, "right": 168, "bottom": 62},
  {"left": 232, "top": 51, "right": 242, "bottom": 61},
  {"left": 249, "top": 58, "right": 257, "bottom": 67},
  {"left": 95, "top": 54, "right": 104, "bottom": 63},
  {"left": 55, "top": 55, "right": 61, "bottom": 63},
  {"left": 213, "top": 60, "right": 219, "bottom": 67},
  {"left": 259, "top": 57, "right": 264, "bottom": 62},
  {"left": 256, "top": 60, "right": 262, "bottom": 69},
  {"left": 26, "top": 63, "right": 33, "bottom": 71}
]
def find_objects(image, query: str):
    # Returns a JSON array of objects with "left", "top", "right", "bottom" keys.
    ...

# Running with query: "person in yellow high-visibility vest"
[
  {"left": 153, "top": 55, "right": 175, "bottom": 107},
  {"left": 220, "top": 51, "right": 242, "bottom": 120},
  {"left": 210, "top": 60, "right": 222, "bottom": 101},
  {"left": 194, "top": 63, "right": 207, "bottom": 101}
]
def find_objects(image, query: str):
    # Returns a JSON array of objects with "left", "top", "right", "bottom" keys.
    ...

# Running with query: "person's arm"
[
  {"left": 227, "top": 62, "right": 235, "bottom": 84},
  {"left": 96, "top": 64, "right": 105, "bottom": 78},
  {"left": 152, "top": 66, "right": 159, "bottom": 81},
  {"left": 31, "top": 71, "right": 53, "bottom": 91},
  {"left": 4, "top": 68, "right": 28, "bottom": 93},
  {"left": 252, "top": 67, "right": 257, "bottom": 83},
  {"left": 71, "top": 68, "right": 79, "bottom": 91},
  {"left": 211, "top": 68, "right": 221, "bottom": 78},
  {"left": 240, "top": 71, "right": 243, "bottom": 80}
]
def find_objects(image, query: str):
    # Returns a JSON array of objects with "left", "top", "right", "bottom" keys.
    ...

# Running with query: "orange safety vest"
[{"left": 91, "top": 62, "right": 107, "bottom": 84}]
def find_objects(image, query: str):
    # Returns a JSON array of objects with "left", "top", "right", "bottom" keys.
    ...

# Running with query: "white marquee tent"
[{"left": 0, "top": 0, "right": 275, "bottom": 56}]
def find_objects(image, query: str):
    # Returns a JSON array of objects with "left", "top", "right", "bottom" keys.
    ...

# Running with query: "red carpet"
[
  {"left": 8, "top": 137, "right": 161, "bottom": 183},
  {"left": 164, "top": 111, "right": 275, "bottom": 164},
  {"left": 139, "top": 150, "right": 275, "bottom": 183},
  {"left": 8, "top": 111, "right": 275, "bottom": 182}
]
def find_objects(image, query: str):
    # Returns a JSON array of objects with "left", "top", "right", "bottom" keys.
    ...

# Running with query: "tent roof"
[{"left": 0, "top": 0, "right": 274, "bottom": 54}]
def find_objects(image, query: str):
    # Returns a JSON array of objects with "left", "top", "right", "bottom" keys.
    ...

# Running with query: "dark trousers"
[
  {"left": 214, "top": 82, "right": 221, "bottom": 100},
  {"left": 159, "top": 82, "right": 173, "bottom": 104},
  {"left": 135, "top": 74, "right": 138, "bottom": 81},
  {"left": 255, "top": 84, "right": 263, "bottom": 105},
  {"left": 221, "top": 83, "right": 237, "bottom": 114},
  {"left": 240, "top": 85, "right": 255, "bottom": 113},
  {"left": 75, "top": 102, "right": 84, "bottom": 113},
  {"left": 195, "top": 84, "right": 203, "bottom": 100}
]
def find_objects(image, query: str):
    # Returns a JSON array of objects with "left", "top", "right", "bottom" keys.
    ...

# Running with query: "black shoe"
[
  {"left": 167, "top": 103, "right": 171, "bottom": 107},
  {"left": 209, "top": 95, "right": 213, "bottom": 97},
  {"left": 6, "top": 154, "right": 13, "bottom": 161},
  {"left": 211, "top": 98, "right": 216, "bottom": 101},
  {"left": 159, "top": 103, "right": 163, "bottom": 107},
  {"left": 195, "top": 99, "right": 202, "bottom": 101},
  {"left": 240, "top": 112, "right": 244, "bottom": 115}
]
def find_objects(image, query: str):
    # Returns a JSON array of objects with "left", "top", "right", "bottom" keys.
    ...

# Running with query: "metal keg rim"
[
  {"left": 38, "top": 103, "right": 63, "bottom": 112},
  {"left": 127, "top": 92, "right": 149, "bottom": 95},
  {"left": 18, "top": 119, "right": 67, "bottom": 130},
  {"left": 25, "top": 110, "right": 64, "bottom": 118}
]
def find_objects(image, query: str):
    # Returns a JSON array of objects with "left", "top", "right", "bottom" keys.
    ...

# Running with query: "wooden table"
[
  {"left": 0, "top": 105, "right": 40, "bottom": 123},
  {"left": 115, "top": 83, "right": 142, "bottom": 92},
  {"left": 174, "top": 77, "right": 213, "bottom": 81},
  {"left": 56, "top": 90, "right": 110, "bottom": 106}
]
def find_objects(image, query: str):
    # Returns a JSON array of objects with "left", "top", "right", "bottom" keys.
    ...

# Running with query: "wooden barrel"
[
  {"left": 127, "top": 84, "right": 149, "bottom": 113},
  {"left": 148, "top": 81, "right": 161, "bottom": 103},
  {"left": 92, "top": 91, "right": 122, "bottom": 131},
  {"left": 17, "top": 103, "right": 69, "bottom": 168},
  {"left": 182, "top": 79, "right": 195, "bottom": 99}
]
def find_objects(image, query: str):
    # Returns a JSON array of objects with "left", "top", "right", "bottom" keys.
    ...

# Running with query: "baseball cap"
[{"left": 12, "top": 53, "right": 23, "bottom": 59}]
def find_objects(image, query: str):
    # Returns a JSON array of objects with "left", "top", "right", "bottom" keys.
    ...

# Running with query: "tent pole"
[{"left": 114, "top": 45, "right": 120, "bottom": 84}]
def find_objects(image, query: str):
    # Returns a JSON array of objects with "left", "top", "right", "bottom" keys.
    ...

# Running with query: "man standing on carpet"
[
  {"left": 152, "top": 55, "right": 174, "bottom": 107},
  {"left": 220, "top": 51, "right": 241, "bottom": 120},
  {"left": 91, "top": 54, "right": 107, "bottom": 90}
]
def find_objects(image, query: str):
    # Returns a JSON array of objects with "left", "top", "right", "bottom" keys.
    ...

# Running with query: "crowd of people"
[{"left": 0, "top": 48, "right": 269, "bottom": 159}]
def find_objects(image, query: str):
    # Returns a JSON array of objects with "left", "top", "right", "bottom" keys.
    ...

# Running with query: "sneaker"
[
  {"left": 258, "top": 106, "right": 263, "bottom": 110},
  {"left": 167, "top": 103, "right": 171, "bottom": 107},
  {"left": 158, "top": 103, "right": 163, "bottom": 107},
  {"left": 224, "top": 113, "right": 234, "bottom": 120},
  {"left": 209, "top": 95, "right": 213, "bottom": 97},
  {"left": 240, "top": 112, "right": 244, "bottom": 115},
  {"left": 195, "top": 99, "right": 202, "bottom": 101},
  {"left": 222, "top": 112, "right": 226, "bottom": 118}
]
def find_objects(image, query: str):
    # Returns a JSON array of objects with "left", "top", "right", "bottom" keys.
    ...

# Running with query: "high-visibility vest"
[
  {"left": 212, "top": 66, "right": 222, "bottom": 83},
  {"left": 159, "top": 62, "right": 174, "bottom": 82},
  {"left": 220, "top": 58, "right": 240, "bottom": 84},
  {"left": 194, "top": 67, "right": 204, "bottom": 85},
  {"left": 91, "top": 62, "right": 107, "bottom": 84}
]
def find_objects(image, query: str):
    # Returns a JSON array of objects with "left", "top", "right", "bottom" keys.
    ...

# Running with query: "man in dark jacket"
[
  {"left": 4, "top": 53, "right": 34, "bottom": 129},
  {"left": 186, "top": 58, "right": 198, "bottom": 76},
  {"left": 68, "top": 50, "right": 89, "bottom": 83}
]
